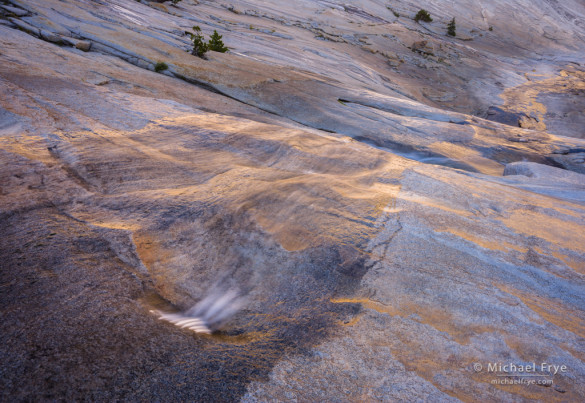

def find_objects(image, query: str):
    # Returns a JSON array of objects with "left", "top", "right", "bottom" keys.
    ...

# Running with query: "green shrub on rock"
[
  {"left": 414, "top": 9, "right": 433, "bottom": 23},
  {"left": 447, "top": 18, "right": 456, "bottom": 36},
  {"left": 207, "top": 30, "right": 228, "bottom": 53},
  {"left": 154, "top": 61, "right": 168, "bottom": 72},
  {"left": 189, "top": 26, "right": 208, "bottom": 58},
  {"left": 188, "top": 27, "right": 229, "bottom": 59}
]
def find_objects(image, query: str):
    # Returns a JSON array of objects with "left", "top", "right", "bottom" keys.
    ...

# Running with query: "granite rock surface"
[{"left": 1, "top": 0, "right": 585, "bottom": 401}]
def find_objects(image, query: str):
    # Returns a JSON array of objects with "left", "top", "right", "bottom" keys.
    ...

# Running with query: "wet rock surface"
[{"left": 1, "top": 0, "right": 585, "bottom": 401}]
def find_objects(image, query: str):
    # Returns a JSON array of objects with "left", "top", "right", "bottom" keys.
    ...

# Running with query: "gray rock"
[
  {"left": 503, "top": 161, "right": 584, "bottom": 182},
  {"left": 8, "top": 17, "right": 40, "bottom": 36},
  {"left": 40, "top": 29, "right": 61, "bottom": 43},
  {"left": 0, "top": 5, "right": 29, "bottom": 17}
]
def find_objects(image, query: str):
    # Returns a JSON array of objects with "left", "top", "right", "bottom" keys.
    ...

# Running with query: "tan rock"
[
  {"left": 75, "top": 40, "right": 92, "bottom": 52},
  {"left": 411, "top": 40, "right": 434, "bottom": 55}
]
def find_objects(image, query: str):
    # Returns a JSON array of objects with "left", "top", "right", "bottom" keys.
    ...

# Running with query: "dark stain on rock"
[{"left": 485, "top": 106, "right": 526, "bottom": 127}]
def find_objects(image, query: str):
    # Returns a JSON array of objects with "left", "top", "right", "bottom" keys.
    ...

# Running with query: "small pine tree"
[
  {"left": 207, "top": 30, "right": 228, "bottom": 53},
  {"left": 447, "top": 18, "right": 456, "bottom": 36},
  {"left": 414, "top": 9, "right": 433, "bottom": 23},
  {"left": 189, "top": 26, "right": 208, "bottom": 58}
]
